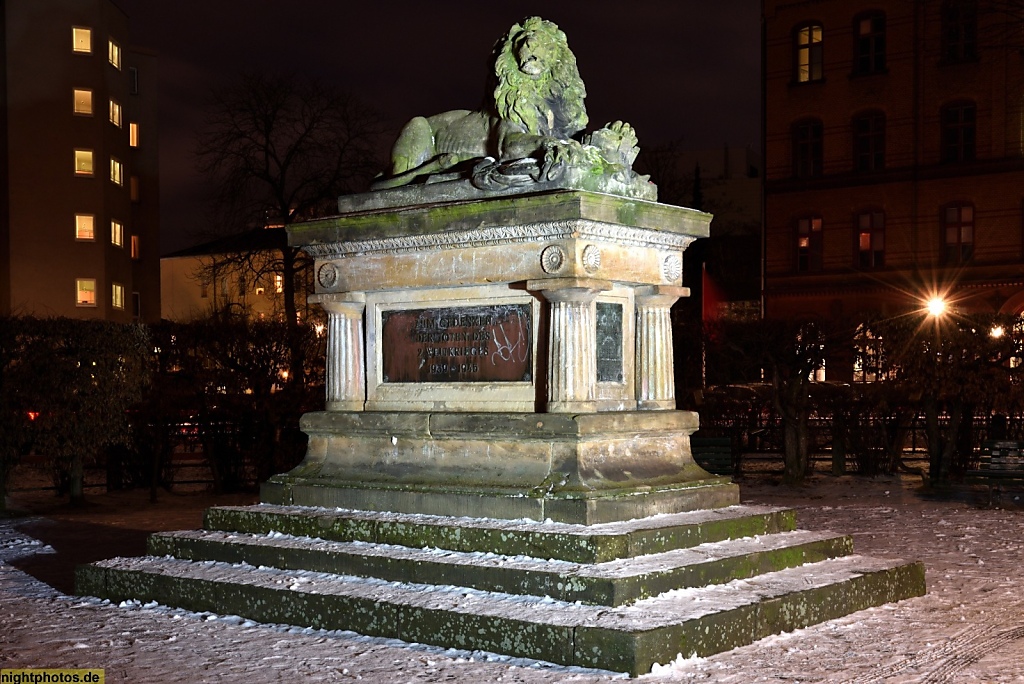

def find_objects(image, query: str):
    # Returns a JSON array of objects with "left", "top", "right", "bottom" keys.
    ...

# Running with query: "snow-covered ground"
[{"left": 2, "top": 475, "right": 1023, "bottom": 683}]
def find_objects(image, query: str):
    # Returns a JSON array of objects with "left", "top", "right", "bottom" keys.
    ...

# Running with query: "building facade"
[
  {"left": 0, "top": 0, "right": 159, "bottom": 322},
  {"left": 160, "top": 228, "right": 316, "bottom": 324},
  {"left": 764, "top": 0, "right": 1024, "bottom": 377}
]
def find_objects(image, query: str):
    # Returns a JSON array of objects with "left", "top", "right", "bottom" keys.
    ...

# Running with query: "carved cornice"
[{"left": 302, "top": 220, "right": 695, "bottom": 259}]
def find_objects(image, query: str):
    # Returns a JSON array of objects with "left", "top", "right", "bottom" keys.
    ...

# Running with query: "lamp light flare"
[
  {"left": 926, "top": 297, "right": 947, "bottom": 317},
  {"left": 991, "top": 326, "right": 1005, "bottom": 339}
]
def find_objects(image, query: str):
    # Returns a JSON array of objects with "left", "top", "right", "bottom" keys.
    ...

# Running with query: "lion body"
[{"left": 375, "top": 17, "right": 588, "bottom": 188}]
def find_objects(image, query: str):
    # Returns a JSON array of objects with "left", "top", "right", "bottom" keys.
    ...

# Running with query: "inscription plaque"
[
  {"left": 596, "top": 302, "right": 624, "bottom": 383},
  {"left": 382, "top": 304, "right": 532, "bottom": 383}
]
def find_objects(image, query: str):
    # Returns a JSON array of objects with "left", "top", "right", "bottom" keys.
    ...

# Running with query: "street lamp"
[{"left": 926, "top": 297, "right": 947, "bottom": 317}]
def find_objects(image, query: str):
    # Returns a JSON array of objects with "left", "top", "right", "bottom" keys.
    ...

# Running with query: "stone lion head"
[{"left": 492, "top": 17, "right": 589, "bottom": 141}]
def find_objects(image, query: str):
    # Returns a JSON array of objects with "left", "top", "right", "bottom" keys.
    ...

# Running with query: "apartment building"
[
  {"left": 764, "top": 0, "right": 1024, "bottom": 378},
  {"left": 0, "top": 0, "right": 159, "bottom": 321}
]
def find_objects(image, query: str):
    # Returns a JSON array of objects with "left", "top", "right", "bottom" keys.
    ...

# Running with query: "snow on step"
[
  {"left": 213, "top": 502, "right": 791, "bottom": 537},
  {"left": 152, "top": 527, "right": 849, "bottom": 581},
  {"left": 88, "top": 553, "right": 915, "bottom": 631}
]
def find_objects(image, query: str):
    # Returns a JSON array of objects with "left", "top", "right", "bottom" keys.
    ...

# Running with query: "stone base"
[
  {"left": 77, "top": 504, "right": 927, "bottom": 676},
  {"left": 261, "top": 477, "right": 738, "bottom": 525},
  {"left": 262, "top": 409, "right": 736, "bottom": 523}
]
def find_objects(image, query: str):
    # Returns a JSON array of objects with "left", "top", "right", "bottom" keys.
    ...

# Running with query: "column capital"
[
  {"left": 309, "top": 292, "right": 366, "bottom": 316},
  {"left": 634, "top": 285, "right": 690, "bottom": 307},
  {"left": 526, "top": 278, "right": 613, "bottom": 303}
]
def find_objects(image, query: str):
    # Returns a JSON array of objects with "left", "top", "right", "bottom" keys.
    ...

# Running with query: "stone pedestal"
[{"left": 263, "top": 189, "right": 726, "bottom": 521}]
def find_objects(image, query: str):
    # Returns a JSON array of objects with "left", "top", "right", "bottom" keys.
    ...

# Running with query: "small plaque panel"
[
  {"left": 382, "top": 304, "right": 532, "bottom": 383},
  {"left": 596, "top": 302, "right": 624, "bottom": 383}
]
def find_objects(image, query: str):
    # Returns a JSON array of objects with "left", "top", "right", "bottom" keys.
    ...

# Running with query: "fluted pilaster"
[
  {"left": 528, "top": 278, "right": 611, "bottom": 413},
  {"left": 635, "top": 286, "right": 689, "bottom": 410},
  {"left": 310, "top": 293, "right": 366, "bottom": 411}
]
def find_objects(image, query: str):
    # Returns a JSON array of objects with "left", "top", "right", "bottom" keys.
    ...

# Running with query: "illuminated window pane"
[
  {"left": 130, "top": 235, "right": 140, "bottom": 259},
  {"left": 76, "top": 278, "right": 96, "bottom": 306},
  {"left": 110, "top": 157, "right": 123, "bottom": 186},
  {"left": 275, "top": 274, "right": 284, "bottom": 293},
  {"left": 75, "top": 214, "right": 95, "bottom": 240},
  {"left": 112, "top": 282, "right": 125, "bottom": 309},
  {"left": 129, "top": 122, "right": 140, "bottom": 147},
  {"left": 74, "top": 149, "right": 93, "bottom": 176},
  {"left": 72, "top": 27, "right": 91, "bottom": 54},
  {"left": 856, "top": 210, "right": 885, "bottom": 268},
  {"left": 108, "top": 39, "right": 121, "bottom": 69},
  {"left": 109, "top": 99, "right": 122, "bottom": 127},
  {"left": 795, "top": 23, "right": 824, "bottom": 83},
  {"left": 111, "top": 219, "right": 124, "bottom": 247},
  {"left": 73, "top": 88, "right": 92, "bottom": 115}
]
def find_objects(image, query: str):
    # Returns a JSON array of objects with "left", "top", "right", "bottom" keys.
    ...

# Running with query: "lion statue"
[{"left": 372, "top": 17, "right": 651, "bottom": 197}]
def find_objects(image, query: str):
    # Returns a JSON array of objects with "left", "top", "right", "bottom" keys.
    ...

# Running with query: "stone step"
[
  {"left": 148, "top": 528, "right": 853, "bottom": 606},
  {"left": 203, "top": 503, "right": 797, "bottom": 563},
  {"left": 77, "top": 553, "right": 926, "bottom": 676}
]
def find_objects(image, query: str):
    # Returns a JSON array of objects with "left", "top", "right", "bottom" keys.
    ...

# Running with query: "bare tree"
[{"left": 195, "top": 71, "right": 384, "bottom": 386}]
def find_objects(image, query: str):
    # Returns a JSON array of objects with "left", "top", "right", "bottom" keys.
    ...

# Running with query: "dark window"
[
  {"left": 793, "top": 119, "right": 823, "bottom": 178},
  {"left": 853, "top": 111, "right": 885, "bottom": 171},
  {"left": 795, "top": 23, "right": 824, "bottom": 83},
  {"left": 943, "top": 203, "right": 974, "bottom": 264},
  {"left": 941, "top": 102, "right": 976, "bottom": 162},
  {"left": 853, "top": 12, "right": 886, "bottom": 74},
  {"left": 128, "top": 66, "right": 139, "bottom": 94},
  {"left": 942, "top": 0, "right": 978, "bottom": 63},
  {"left": 796, "top": 216, "right": 824, "bottom": 272},
  {"left": 856, "top": 210, "right": 885, "bottom": 268}
]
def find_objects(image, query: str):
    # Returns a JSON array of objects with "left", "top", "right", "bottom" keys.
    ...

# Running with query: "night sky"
[{"left": 112, "top": 1, "right": 761, "bottom": 254}]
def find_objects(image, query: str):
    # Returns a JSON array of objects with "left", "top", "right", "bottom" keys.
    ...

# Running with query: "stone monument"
[
  {"left": 259, "top": 15, "right": 731, "bottom": 523},
  {"left": 77, "top": 18, "right": 925, "bottom": 675}
]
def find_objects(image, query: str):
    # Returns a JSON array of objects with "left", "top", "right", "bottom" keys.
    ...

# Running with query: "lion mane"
[
  {"left": 372, "top": 17, "right": 594, "bottom": 190},
  {"left": 491, "top": 17, "right": 589, "bottom": 141}
]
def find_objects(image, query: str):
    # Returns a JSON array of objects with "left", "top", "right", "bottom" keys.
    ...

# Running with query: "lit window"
[
  {"left": 75, "top": 214, "right": 95, "bottom": 240},
  {"left": 943, "top": 202, "right": 974, "bottom": 264},
  {"left": 74, "top": 149, "right": 94, "bottom": 176},
  {"left": 856, "top": 210, "right": 885, "bottom": 269},
  {"left": 110, "top": 157, "right": 123, "bottom": 186},
  {"left": 796, "top": 216, "right": 823, "bottom": 272},
  {"left": 76, "top": 278, "right": 96, "bottom": 306},
  {"left": 130, "top": 176, "right": 139, "bottom": 202},
  {"left": 795, "top": 23, "right": 823, "bottom": 83},
  {"left": 255, "top": 286, "right": 266, "bottom": 296},
  {"left": 111, "top": 219, "right": 124, "bottom": 247},
  {"left": 112, "top": 282, "right": 125, "bottom": 310},
  {"left": 72, "top": 27, "right": 91, "bottom": 54},
  {"left": 854, "top": 325, "right": 891, "bottom": 383},
  {"left": 853, "top": 12, "right": 886, "bottom": 75},
  {"left": 109, "top": 99, "right": 122, "bottom": 127},
  {"left": 129, "top": 122, "right": 140, "bottom": 147},
  {"left": 130, "top": 235, "right": 140, "bottom": 259},
  {"left": 108, "top": 39, "right": 121, "bottom": 69},
  {"left": 73, "top": 88, "right": 92, "bottom": 115},
  {"left": 274, "top": 274, "right": 284, "bottom": 294}
]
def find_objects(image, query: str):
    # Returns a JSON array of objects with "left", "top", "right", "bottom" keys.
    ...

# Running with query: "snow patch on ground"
[{"left": 2, "top": 476, "right": 1024, "bottom": 682}]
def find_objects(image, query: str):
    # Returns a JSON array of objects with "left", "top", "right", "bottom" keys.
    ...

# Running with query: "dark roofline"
[{"left": 162, "top": 228, "right": 289, "bottom": 259}]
